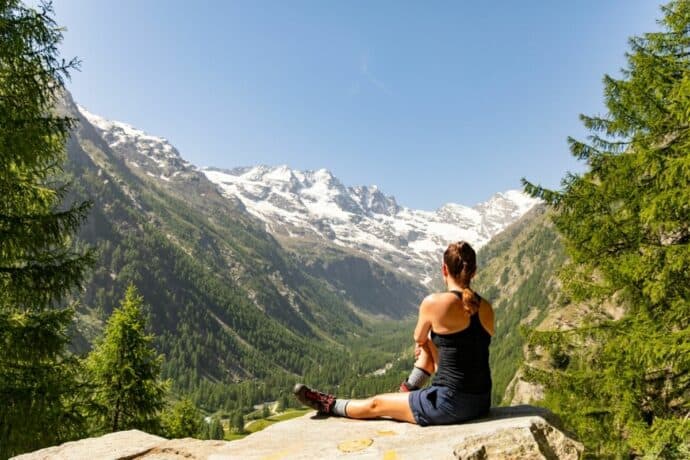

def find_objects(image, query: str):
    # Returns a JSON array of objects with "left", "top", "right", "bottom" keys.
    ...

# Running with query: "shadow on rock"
[{"left": 479, "top": 405, "right": 574, "bottom": 437}]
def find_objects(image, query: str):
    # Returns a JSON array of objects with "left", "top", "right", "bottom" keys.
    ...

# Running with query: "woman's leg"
[
  {"left": 345, "top": 392, "right": 416, "bottom": 423},
  {"left": 415, "top": 340, "right": 438, "bottom": 375},
  {"left": 401, "top": 339, "right": 438, "bottom": 391}
]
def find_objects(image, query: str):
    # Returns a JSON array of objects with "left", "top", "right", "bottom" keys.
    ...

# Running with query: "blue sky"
[{"left": 55, "top": 1, "right": 662, "bottom": 210}]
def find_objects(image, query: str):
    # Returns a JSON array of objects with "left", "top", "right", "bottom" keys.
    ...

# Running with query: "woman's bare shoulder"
[
  {"left": 424, "top": 291, "right": 458, "bottom": 304},
  {"left": 423, "top": 292, "right": 449, "bottom": 301},
  {"left": 478, "top": 297, "right": 495, "bottom": 335},
  {"left": 419, "top": 292, "right": 454, "bottom": 311}
]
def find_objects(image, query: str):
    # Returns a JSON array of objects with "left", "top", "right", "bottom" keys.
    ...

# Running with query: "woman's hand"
[
  {"left": 414, "top": 343, "right": 423, "bottom": 359},
  {"left": 415, "top": 341, "right": 431, "bottom": 359}
]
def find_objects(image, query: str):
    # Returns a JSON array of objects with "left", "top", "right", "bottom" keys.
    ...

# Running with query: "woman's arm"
[{"left": 413, "top": 295, "right": 434, "bottom": 346}]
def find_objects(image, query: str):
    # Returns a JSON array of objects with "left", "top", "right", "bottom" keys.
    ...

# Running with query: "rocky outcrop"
[
  {"left": 13, "top": 406, "right": 582, "bottom": 460},
  {"left": 11, "top": 430, "right": 166, "bottom": 460},
  {"left": 503, "top": 368, "right": 546, "bottom": 406}
]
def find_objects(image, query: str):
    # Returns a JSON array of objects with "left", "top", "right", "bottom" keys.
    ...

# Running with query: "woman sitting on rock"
[{"left": 294, "top": 240, "right": 494, "bottom": 426}]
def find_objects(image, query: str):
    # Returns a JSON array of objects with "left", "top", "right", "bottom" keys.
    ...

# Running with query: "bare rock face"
[
  {"left": 503, "top": 369, "right": 546, "bottom": 406},
  {"left": 13, "top": 406, "right": 582, "bottom": 460}
]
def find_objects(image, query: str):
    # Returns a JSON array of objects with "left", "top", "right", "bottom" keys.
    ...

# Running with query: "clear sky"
[{"left": 53, "top": 1, "right": 662, "bottom": 210}]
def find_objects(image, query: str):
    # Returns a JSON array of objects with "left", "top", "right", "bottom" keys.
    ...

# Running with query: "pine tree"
[
  {"left": 0, "top": 1, "right": 93, "bottom": 457},
  {"left": 523, "top": 1, "right": 690, "bottom": 456},
  {"left": 160, "top": 398, "right": 203, "bottom": 439},
  {"left": 86, "top": 284, "right": 168, "bottom": 434},
  {"left": 231, "top": 412, "right": 245, "bottom": 434},
  {"left": 208, "top": 416, "right": 225, "bottom": 440}
]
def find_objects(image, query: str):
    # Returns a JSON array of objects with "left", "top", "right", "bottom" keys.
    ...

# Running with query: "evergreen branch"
[
  {"left": 652, "top": 127, "right": 689, "bottom": 149},
  {"left": 644, "top": 368, "right": 690, "bottom": 384},
  {"left": 579, "top": 114, "right": 616, "bottom": 135},
  {"left": 0, "top": 200, "right": 92, "bottom": 252},
  {"left": 586, "top": 134, "right": 631, "bottom": 153},
  {"left": 567, "top": 136, "right": 604, "bottom": 160},
  {"left": 0, "top": 59, "right": 76, "bottom": 81},
  {"left": 0, "top": 248, "right": 95, "bottom": 304},
  {"left": 530, "top": 318, "right": 625, "bottom": 340},
  {"left": 0, "top": 159, "right": 63, "bottom": 180},
  {"left": 602, "top": 75, "right": 646, "bottom": 130},
  {"left": 0, "top": 115, "right": 75, "bottom": 132},
  {"left": 520, "top": 178, "right": 562, "bottom": 205},
  {"left": 582, "top": 409, "right": 614, "bottom": 417}
]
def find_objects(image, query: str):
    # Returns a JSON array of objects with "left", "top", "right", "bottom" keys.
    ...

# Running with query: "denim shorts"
[{"left": 408, "top": 385, "right": 490, "bottom": 427}]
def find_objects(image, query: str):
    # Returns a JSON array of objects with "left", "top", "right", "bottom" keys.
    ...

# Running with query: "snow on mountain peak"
[
  {"left": 265, "top": 164, "right": 292, "bottom": 178},
  {"left": 77, "top": 105, "right": 194, "bottom": 179},
  {"left": 78, "top": 105, "right": 539, "bottom": 286},
  {"left": 202, "top": 164, "right": 540, "bottom": 284},
  {"left": 78, "top": 105, "right": 170, "bottom": 146}
]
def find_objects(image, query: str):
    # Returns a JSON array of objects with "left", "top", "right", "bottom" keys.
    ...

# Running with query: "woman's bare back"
[{"left": 417, "top": 292, "right": 495, "bottom": 340}]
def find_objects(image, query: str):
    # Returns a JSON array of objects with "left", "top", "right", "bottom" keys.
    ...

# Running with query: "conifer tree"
[
  {"left": 86, "top": 285, "right": 168, "bottom": 433},
  {"left": 208, "top": 416, "right": 225, "bottom": 440},
  {"left": 0, "top": 1, "right": 93, "bottom": 457},
  {"left": 160, "top": 398, "right": 203, "bottom": 439},
  {"left": 231, "top": 412, "right": 245, "bottom": 434},
  {"left": 523, "top": 1, "right": 690, "bottom": 456}
]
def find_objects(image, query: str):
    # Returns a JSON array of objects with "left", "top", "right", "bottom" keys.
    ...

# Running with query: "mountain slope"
[
  {"left": 472, "top": 205, "right": 567, "bottom": 405},
  {"left": 473, "top": 204, "right": 633, "bottom": 406},
  {"left": 203, "top": 166, "right": 539, "bottom": 286},
  {"left": 74, "top": 103, "right": 540, "bottom": 324},
  {"left": 67, "top": 97, "right": 545, "bottom": 412},
  {"left": 77, "top": 105, "right": 541, "bottom": 288},
  {"left": 61, "top": 93, "right": 421, "bottom": 411}
]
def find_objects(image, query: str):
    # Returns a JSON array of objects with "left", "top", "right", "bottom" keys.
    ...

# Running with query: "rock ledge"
[{"left": 13, "top": 405, "right": 582, "bottom": 459}]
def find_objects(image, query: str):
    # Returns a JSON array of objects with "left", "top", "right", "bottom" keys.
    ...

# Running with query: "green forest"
[
  {"left": 2, "top": 0, "right": 689, "bottom": 458},
  {"left": 521, "top": 1, "right": 690, "bottom": 456},
  {"left": 473, "top": 206, "right": 567, "bottom": 406}
]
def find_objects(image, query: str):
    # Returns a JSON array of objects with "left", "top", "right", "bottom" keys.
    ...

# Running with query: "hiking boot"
[{"left": 293, "top": 383, "right": 336, "bottom": 414}]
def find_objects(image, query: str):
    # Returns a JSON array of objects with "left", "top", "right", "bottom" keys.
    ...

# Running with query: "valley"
[
  {"left": 64, "top": 93, "right": 542, "bottom": 418},
  {"left": 6, "top": 1, "right": 689, "bottom": 456},
  {"left": 63, "top": 96, "right": 536, "bottom": 411}
]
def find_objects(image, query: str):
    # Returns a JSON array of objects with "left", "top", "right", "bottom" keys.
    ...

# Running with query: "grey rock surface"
[
  {"left": 11, "top": 430, "right": 165, "bottom": 460},
  {"left": 13, "top": 406, "right": 582, "bottom": 460}
]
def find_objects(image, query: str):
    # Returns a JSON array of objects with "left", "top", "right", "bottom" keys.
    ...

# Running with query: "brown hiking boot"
[{"left": 293, "top": 383, "right": 336, "bottom": 414}]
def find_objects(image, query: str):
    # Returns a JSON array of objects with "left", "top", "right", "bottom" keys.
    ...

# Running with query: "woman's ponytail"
[
  {"left": 444, "top": 241, "right": 479, "bottom": 314},
  {"left": 461, "top": 287, "right": 479, "bottom": 315}
]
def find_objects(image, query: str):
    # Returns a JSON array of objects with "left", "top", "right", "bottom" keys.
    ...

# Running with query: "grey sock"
[
  {"left": 406, "top": 366, "right": 431, "bottom": 390},
  {"left": 331, "top": 398, "right": 350, "bottom": 417}
]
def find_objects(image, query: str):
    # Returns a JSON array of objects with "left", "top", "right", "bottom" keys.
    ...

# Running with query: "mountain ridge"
[
  {"left": 202, "top": 166, "right": 539, "bottom": 286},
  {"left": 68, "top": 98, "right": 550, "bottom": 412},
  {"left": 79, "top": 106, "right": 540, "bottom": 287},
  {"left": 61, "top": 92, "right": 425, "bottom": 414}
]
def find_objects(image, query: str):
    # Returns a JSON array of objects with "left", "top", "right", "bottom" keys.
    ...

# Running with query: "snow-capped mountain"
[
  {"left": 78, "top": 105, "right": 198, "bottom": 182},
  {"left": 203, "top": 166, "right": 540, "bottom": 285},
  {"left": 77, "top": 106, "right": 540, "bottom": 286}
]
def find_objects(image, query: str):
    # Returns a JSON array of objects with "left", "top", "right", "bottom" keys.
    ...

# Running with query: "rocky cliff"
[{"left": 13, "top": 406, "right": 582, "bottom": 459}]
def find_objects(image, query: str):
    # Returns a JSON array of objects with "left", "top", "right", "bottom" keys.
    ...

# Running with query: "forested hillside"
[
  {"left": 472, "top": 205, "right": 566, "bottom": 405},
  {"left": 9, "top": 1, "right": 689, "bottom": 458},
  {"left": 58, "top": 91, "right": 424, "bottom": 412},
  {"left": 520, "top": 1, "right": 690, "bottom": 456},
  {"left": 62, "top": 84, "right": 561, "bottom": 420}
]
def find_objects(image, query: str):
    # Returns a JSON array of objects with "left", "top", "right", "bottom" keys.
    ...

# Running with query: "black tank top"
[{"left": 430, "top": 291, "right": 492, "bottom": 394}]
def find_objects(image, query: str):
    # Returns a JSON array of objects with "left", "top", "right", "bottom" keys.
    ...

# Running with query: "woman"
[{"left": 294, "top": 241, "right": 495, "bottom": 426}]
